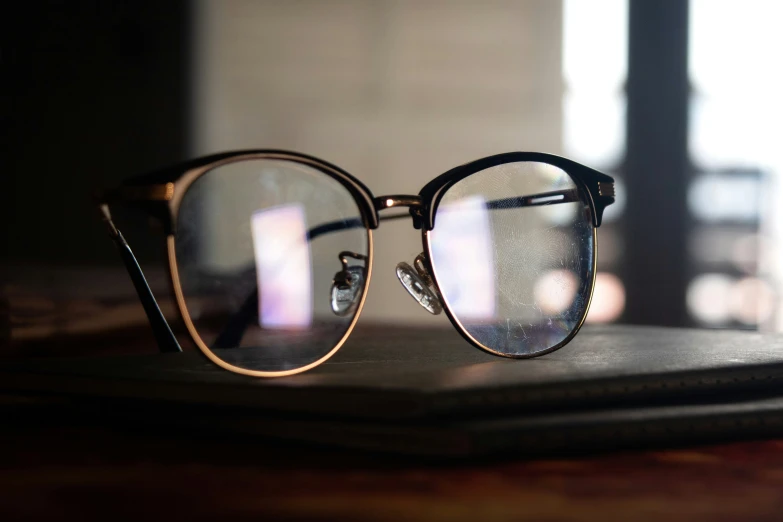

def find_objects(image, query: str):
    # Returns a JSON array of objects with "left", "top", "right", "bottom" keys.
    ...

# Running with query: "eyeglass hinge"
[{"left": 597, "top": 181, "right": 615, "bottom": 198}]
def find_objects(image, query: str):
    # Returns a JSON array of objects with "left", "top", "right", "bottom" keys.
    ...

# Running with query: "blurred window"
[{"left": 688, "top": 0, "right": 783, "bottom": 330}]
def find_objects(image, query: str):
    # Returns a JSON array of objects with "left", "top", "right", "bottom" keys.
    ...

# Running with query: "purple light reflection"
[
  {"left": 430, "top": 195, "right": 496, "bottom": 321},
  {"left": 250, "top": 205, "right": 313, "bottom": 329}
]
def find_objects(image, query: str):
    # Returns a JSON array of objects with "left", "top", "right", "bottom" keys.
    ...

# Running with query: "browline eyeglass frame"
[{"left": 97, "top": 149, "right": 615, "bottom": 377}]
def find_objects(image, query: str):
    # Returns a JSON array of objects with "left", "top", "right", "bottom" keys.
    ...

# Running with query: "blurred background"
[{"left": 3, "top": 0, "right": 782, "bottom": 340}]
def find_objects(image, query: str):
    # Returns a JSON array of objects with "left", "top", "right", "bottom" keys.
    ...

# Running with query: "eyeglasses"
[{"left": 97, "top": 150, "right": 615, "bottom": 377}]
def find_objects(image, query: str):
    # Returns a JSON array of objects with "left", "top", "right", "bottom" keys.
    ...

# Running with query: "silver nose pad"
[
  {"left": 396, "top": 253, "right": 442, "bottom": 315},
  {"left": 330, "top": 251, "right": 367, "bottom": 317}
]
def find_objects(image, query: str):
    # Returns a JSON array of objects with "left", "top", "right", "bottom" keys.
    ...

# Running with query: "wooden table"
[{"left": 2, "top": 417, "right": 782, "bottom": 521}]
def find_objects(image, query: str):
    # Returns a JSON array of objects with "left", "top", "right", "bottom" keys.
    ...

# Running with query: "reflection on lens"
[
  {"left": 175, "top": 158, "right": 369, "bottom": 373},
  {"left": 429, "top": 161, "right": 594, "bottom": 356},
  {"left": 537, "top": 197, "right": 578, "bottom": 225},
  {"left": 534, "top": 269, "right": 579, "bottom": 315},
  {"left": 250, "top": 205, "right": 312, "bottom": 329},
  {"left": 429, "top": 195, "right": 495, "bottom": 320}
]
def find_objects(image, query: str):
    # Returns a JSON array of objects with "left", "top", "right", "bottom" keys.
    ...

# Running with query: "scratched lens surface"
[
  {"left": 175, "top": 158, "right": 369, "bottom": 373},
  {"left": 428, "top": 161, "right": 594, "bottom": 356}
]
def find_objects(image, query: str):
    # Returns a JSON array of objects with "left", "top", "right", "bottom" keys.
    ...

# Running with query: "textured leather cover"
[
  {"left": 2, "top": 325, "right": 782, "bottom": 420},
  {"left": 3, "top": 325, "right": 783, "bottom": 455}
]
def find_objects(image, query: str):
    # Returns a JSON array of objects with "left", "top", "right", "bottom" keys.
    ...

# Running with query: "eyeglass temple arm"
[
  {"left": 484, "top": 188, "right": 581, "bottom": 210},
  {"left": 212, "top": 188, "right": 581, "bottom": 348},
  {"left": 97, "top": 203, "right": 183, "bottom": 354}
]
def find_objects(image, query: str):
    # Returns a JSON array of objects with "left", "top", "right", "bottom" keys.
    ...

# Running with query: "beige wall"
[{"left": 193, "top": 0, "right": 564, "bottom": 323}]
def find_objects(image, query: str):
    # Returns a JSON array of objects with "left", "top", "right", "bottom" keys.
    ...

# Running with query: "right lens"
[
  {"left": 174, "top": 158, "right": 370, "bottom": 374},
  {"left": 428, "top": 160, "right": 595, "bottom": 357}
]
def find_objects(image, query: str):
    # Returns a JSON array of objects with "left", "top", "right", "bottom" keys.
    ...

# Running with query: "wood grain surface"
[{"left": 1, "top": 419, "right": 782, "bottom": 522}]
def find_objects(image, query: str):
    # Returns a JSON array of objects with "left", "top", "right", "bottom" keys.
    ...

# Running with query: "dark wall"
[{"left": 2, "top": 1, "right": 191, "bottom": 264}]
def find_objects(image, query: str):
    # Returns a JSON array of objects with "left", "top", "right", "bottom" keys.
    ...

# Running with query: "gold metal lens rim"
[
  {"left": 166, "top": 231, "right": 373, "bottom": 378},
  {"left": 423, "top": 227, "right": 598, "bottom": 359}
]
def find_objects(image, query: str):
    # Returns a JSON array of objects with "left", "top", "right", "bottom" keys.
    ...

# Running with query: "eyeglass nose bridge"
[{"left": 373, "top": 195, "right": 426, "bottom": 229}]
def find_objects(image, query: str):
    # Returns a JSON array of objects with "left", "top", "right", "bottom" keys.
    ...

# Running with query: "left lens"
[
  {"left": 174, "top": 157, "right": 370, "bottom": 374},
  {"left": 427, "top": 161, "right": 594, "bottom": 357}
]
